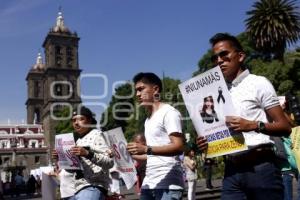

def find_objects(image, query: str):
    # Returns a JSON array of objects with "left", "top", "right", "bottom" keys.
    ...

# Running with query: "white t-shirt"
[
  {"left": 142, "top": 104, "right": 184, "bottom": 190},
  {"left": 59, "top": 169, "right": 76, "bottom": 198},
  {"left": 229, "top": 69, "right": 279, "bottom": 147}
]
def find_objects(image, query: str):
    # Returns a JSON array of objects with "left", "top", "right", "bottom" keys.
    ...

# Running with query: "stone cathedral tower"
[{"left": 26, "top": 11, "right": 82, "bottom": 150}]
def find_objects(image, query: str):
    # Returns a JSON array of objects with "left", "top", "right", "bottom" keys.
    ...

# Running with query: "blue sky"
[{"left": 0, "top": 0, "right": 297, "bottom": 124}]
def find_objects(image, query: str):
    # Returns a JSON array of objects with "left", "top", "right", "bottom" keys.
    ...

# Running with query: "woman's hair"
[
  {"left": 184, "top": 148, "right": 195, "bottom": 156},
  {"left": 201, "top": 96, "right": 215, "bottom": 113}
]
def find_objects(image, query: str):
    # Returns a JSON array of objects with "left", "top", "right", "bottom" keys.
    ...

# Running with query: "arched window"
[
  {"left": 54, "top": 84, "right": 63, "bottom": 96},
  {"left": 34, "top": 81, "right": 39, "bottom": 97},
  {"left": 55, "top": 46, "right": 62, "bottom": 66},
  {"left": 34, "top": 109, "right": 40, "bottom": 124}
]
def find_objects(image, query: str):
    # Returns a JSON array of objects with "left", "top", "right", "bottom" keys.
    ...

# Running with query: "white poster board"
[
  {"left": 55, "top": 133, "right": 82, "bottom": 170},
  {"left": 104, "top": 127, "right": 137, "bottom": 189},
  {"left": 179, "top": 66, "right": 247, "bottom": 157},
  {"left": 42, "top": 172, "right": 59, "bottom": 200}
]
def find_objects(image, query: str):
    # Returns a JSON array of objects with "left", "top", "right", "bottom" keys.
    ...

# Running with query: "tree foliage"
[
  {"left": 55, "top": 106, "right": 73, "bottom": 134},
  {"left": 245, "top": 0, "right": 300, "bottom": 61},
  {"left": 100, "top": 82, "right": 135, "bottom": 134},
  {"left": 100, "top": 77, "right": 197, "bottom": 142},
  {"left": 248, "top": 51, "right": 300, "bottom": 95}
]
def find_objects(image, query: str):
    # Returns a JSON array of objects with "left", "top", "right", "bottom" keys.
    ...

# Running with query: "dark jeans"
[
  {"left": 221, "top": 160, "right": 283, "bottom": 200},
  {"left": 204, "top": 165, "right": 213, "bottom": 188},
  {"left": 140, "top": 189, "right": 183, "bottom": 200},
  {"left": 282, "top": 173, "right": 293, "bottom": 200}
]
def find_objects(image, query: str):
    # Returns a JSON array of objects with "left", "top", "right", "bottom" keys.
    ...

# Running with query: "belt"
[
  {"left": 227, "top": 144, "right": 275, "bottom": 167},
  {"left": 75, "top": 185, "right": 108, "bottom": 196}
]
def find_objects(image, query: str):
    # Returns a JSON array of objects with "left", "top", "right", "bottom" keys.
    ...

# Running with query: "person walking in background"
[
  {"left": 35, "top": 175, "right": 41, "bottom": 195},
  {"left": 14, "top": 171, "right": 25, "bottom": 197},
  {"left": 184, "top": 149, "right": 197, "bottom": 200},
  {"left": 26, "top": 175, "right": 37, "bottom": 196},
  {"left": 202, "top": 156, "right": 214, "bottom": 190},
  {"left": 131, "top": 133, "right": 147, "bottom": 195},
  {"left": 197, "top": 33, "right": 291, "bottom": 200},
  {"left": 127, "top": 72, "right": 185, "bottom": 200},
  {"left": 279, "top": 97, "right": 298, "bottom": 200}
]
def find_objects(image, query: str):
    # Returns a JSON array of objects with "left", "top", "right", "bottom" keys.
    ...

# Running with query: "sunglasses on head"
[{"left": 210, "top": 50, "right": 230, "bottom": 63}]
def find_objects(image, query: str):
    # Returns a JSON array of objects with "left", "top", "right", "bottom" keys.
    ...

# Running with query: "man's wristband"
[
  {"left": 85, "top": 150, "right": 94, "bottom": 159},
  {"left": 146, "top": 146, "right": 153, "bottom": 155},
  {"left": 256, "top": 121, "right": 266, "bottom": 132}
]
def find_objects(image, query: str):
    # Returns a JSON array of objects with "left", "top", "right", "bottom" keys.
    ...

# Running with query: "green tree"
[
  {"left": 100, "top": 82, "right": 135, "bottom": 134},
  {"left": 100, "top": 77, "right": 197, "bottom": 141},
  {"left": 248, "top": 49, "right": 300, "bottom": 96},
  {"left": 55, "top": 106, "right": 73, "bottom": 134},
  {"left": 245, "top": 0, "right": 300, "bottom": 62}
]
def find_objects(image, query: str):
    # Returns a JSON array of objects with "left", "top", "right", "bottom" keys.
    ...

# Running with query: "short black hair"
[
  {"left": 73, "top": 106, "right": 97, "bottom": 125},
  {"left": 209, "top": 33, "right": 244, "bottom": 52},
  {"left": 133, "top": 72, "right": 162, "bottom": 93}
]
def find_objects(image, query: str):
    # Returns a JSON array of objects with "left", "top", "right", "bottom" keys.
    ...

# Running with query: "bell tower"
[
  {"left": 26, "top": 10, "right": 82, "bottom": 150},
  {"left": 26, "top": 52, "right": 45, "bottom": 124}
]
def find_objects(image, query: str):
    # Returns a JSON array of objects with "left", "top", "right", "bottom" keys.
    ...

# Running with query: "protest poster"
[
  {"left": 103, "top": 127, "right": 137, "bottom": 189},
  {"left": 55, "top": 133, "right": 82, "bottom": 170},
  {"left": 42, "top": 172, "right": 59, "bottom": 200},
  {"left": 179, "top": 66, "right": 247, "bottom": 158}
]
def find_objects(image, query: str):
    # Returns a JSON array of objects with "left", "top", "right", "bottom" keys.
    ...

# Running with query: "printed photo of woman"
[{"left": 200, "top": 96, "right": 219, "bottom": 124}]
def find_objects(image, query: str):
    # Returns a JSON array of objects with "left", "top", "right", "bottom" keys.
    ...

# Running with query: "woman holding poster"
[
  {"left": 69, "top": 106, "right": 114, "bottom": 200},
  {"left": 200, "top": 96, "right": 219, "bottom": 124}
]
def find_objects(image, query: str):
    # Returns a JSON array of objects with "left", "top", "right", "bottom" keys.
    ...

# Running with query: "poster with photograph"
[
  {"left": 55, "top": 133, "right": 82, "bottom": 170},
  {"left": 179, "top": 66, "right": 247, "bottom": 158},
  {"left": 103, "top": 127, "right": 137, "bottom": 189}
]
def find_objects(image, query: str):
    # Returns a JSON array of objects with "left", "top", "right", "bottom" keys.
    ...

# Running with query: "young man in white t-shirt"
[
  {"left": 197, "top": 33, "right": 291, "bottom": 200},
  {"left": 127, "top": 72, "right": 185, "bottom": 200}
]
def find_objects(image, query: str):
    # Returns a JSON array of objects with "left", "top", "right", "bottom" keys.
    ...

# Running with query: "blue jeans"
[
  {"left": 282, "top": 173, "right": 293, "bottom": 200},
  {"left": 221, "top": 160, "right": 283, "bottom": 200},
  {"left": 140, "top": 189, "right": 183, "bottom": 200},
  {"left": 74, "top": 186, "right": 105, "bottom": 200}
]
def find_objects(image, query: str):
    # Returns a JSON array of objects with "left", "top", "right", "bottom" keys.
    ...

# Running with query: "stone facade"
[
  {"left": 26, "top": 11, "right": 82, "bottom": 151},
  {"left": 0, "top": 124, "right": 47, "bottom": 181}
]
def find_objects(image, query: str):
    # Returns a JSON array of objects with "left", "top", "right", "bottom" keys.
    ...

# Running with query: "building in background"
[
  {"left": 26, "top": 10, "right": 82, "bottom": 151},
  {"left": 0, "top": 124, "right": 47, "bottom": 181}
]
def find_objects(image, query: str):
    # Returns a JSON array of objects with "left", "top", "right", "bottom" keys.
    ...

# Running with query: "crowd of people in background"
[
  {"left": 2, "top": 32, "right": 300, "bottom": 200},
  {"left": 0, "top": 171, "right": 41, "bottom": 198}
]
